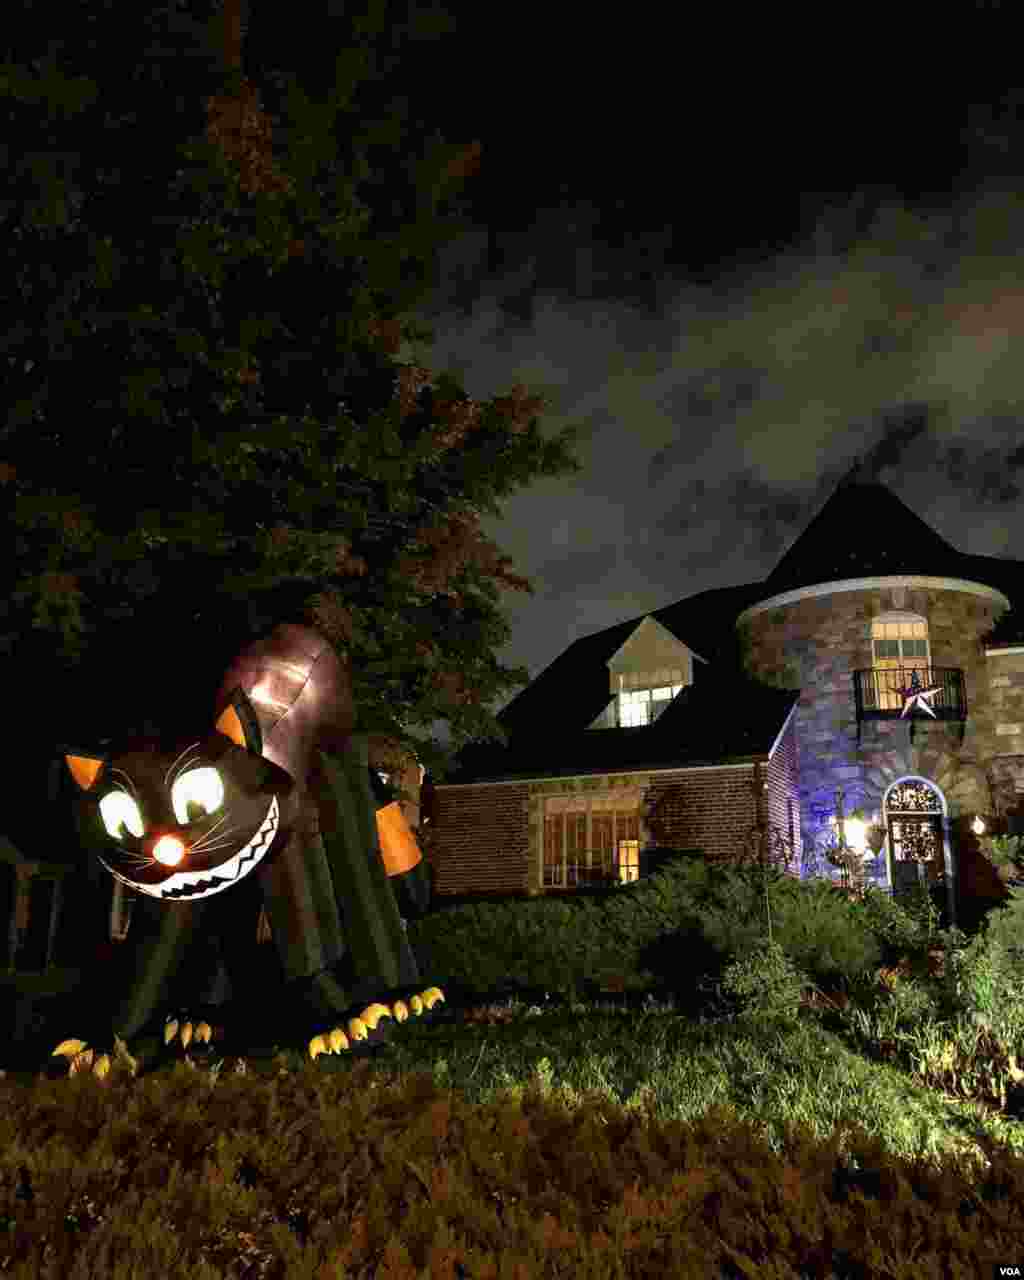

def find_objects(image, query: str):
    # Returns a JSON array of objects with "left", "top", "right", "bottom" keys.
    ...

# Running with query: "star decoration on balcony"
[{"left": 898, "top": 669, "right": 942, "bottom": 718}]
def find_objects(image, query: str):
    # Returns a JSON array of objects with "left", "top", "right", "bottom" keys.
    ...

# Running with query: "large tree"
[{"left": 1, "top": 0, "right": 583, "bottom": 854}]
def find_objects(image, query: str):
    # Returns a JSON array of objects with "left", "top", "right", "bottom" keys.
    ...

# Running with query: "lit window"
[
  {"left": 871, "top": 615, "right": 931, "bottom": 711},
  {"left": 618, "top": 685, "right": 682, "bottom": 727},
  {"left": 543, "top": 795, "right": 642, "bottom": 888}
]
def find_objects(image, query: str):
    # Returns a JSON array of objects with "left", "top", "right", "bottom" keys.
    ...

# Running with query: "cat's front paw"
[
  {"left": 305, "top": 988, "right": 446, "bottom": 1060},
  {"left": 51, "top": 1035, "right": 139, "bottom": 1081},
  {"left": 162, "top": 1011, "right": 217, "bottom": 1054},
  {"left": 391, "top": 985, "right": 446, "bottom": 1025},
  {"left": 307, "top": 1001, "right": 394, "bottom": 1060}
]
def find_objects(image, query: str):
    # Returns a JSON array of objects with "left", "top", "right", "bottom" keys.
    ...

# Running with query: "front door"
[{"left": 887, "top": 814, "right": 944, "bottom": 895}]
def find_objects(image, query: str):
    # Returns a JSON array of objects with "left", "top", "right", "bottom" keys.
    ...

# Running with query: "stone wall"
[
  {"left": 738, "top": 581, "right": 1012, "bottom": 905},
  {"left": 984, "top": 646, "right": 1024, "bottom": 805}
]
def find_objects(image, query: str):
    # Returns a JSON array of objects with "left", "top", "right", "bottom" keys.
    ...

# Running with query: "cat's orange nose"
[{"left": 153, "top": 836, "right": 185, "bottom": 867}]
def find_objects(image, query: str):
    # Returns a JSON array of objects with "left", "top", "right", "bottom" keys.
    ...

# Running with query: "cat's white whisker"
[
  {"left": 99, "top": 797, "right": 279, "bottom": 901},
  {"left": 154, "top": 795, "right": 278, "bottom": 900}
]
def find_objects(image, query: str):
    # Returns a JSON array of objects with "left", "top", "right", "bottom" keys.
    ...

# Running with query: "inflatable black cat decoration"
[{"left": 51, "top": 622, "right": 444, "bottom": 1078}]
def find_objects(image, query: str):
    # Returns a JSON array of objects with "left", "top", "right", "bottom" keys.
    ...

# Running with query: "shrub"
[
  {"left": 702, "top": 938, "right": 808, "bottom": 1029},
  {"left": 885, "top": 979, "right": 943, "bottom": 1031},
  {"left": 844, "top": 882, "right": 939, "bottom": 957},
  {"left": 952, "top": 887, "right": 1024, "bottom": 1031},
  {"left": 697, "top": 867, "right": 884, "bottom": 988}
]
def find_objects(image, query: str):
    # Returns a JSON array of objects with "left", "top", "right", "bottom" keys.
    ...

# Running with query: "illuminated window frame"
[
  {"left": 871, "top": 612, "right": 931, "bottom": 711},
  {"left": 542, "top": 794, "right": 641, "bottom": 888}
]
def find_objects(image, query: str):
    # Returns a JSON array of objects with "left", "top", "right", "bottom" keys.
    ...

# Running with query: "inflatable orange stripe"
[{"left": 375, "top": 801, "right": 422, "bottom": 876}]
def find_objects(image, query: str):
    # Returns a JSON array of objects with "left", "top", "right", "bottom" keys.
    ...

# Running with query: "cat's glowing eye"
[
  {"left": 171, "top": 767, "right": 224, "bottom": 824},
  {"left": 99, "top": 791, "right": 144, "bottom": 840}
]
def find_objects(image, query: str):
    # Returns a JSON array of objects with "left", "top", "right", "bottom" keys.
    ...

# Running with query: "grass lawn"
[
  {"left": 4, "top": 885, "right": 1024, "bottom": 1275},
  {"left": 280, "top": 961, "right": 1024, "bottom": 1182},
  {"left": 9, "top": 928, "right": 1023, "bottom": 1181}
]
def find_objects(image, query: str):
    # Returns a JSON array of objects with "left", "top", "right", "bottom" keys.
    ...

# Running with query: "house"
[
  {"left": 421, "top": 465, "right": 1024, "bottom": 927},
  {"left": 8, "top": 466, "right": 1024, "bottom": 967},
  {"left": 0, "top": 830, "right": 82, "bottom": 973}
]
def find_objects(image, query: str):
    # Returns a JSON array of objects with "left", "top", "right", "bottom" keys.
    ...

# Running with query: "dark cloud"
[
  {"left": 856, "top": 407, "right": 933, "bottom": 483},
  {"left": 418, "top": 206, "right": 1019, "bottom": 743}
]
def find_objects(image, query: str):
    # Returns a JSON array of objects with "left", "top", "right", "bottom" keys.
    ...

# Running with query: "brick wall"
[
  {"left": 427, "top": 754, "right": 792, "bottom": 898},
  {"left": 644, "top": 763, "right": 764, "bottom": 867},
  {"left": 762, "top": 709, "right": 803, "bottom": 872},
  {"left": 424, "top": 780, "right": 533, "bottom": 897}
]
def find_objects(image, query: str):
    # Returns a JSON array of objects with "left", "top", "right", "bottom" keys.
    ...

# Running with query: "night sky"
[
  {"left": 17, "top": 2, "right": 1024, "bottom": 770},
  {"left": 356, "top": 2, "right": 1024, "bottom": 751}
]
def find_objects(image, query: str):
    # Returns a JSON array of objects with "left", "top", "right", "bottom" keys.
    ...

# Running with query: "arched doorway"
[{"left": 882, "top": 776, "right": 956, "bottom": 928}]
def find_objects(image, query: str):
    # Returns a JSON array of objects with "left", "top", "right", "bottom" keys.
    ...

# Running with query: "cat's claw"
[
  {"left": 412, "top": 986, "right": 445, "bottom": 1017},
  {"left": 163, "top": 1013, "right": 215, "bottom": 1051},
  {"left": 393, "top": 985, "right": 445, "bottom": 1022},
  {"left": 307, "top": 1001, "right": 391, "bottom": 1060},
  {"left": 306, "top": 988, "right": 445, "bottom": 1060},
  {"left": 52, "top": 1035, "right": 138, "bottom": 1081}
]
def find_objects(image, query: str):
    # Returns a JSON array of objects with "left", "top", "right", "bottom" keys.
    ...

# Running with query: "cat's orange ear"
[
  {"left": 65, "top": 753, "right": 106, "bottom": 793},
  {"left": 214, "top": 688, "right": 263, "bottom": 754},
  {"left": 214, "top": 701, "right": 246, "bottom": 747}
]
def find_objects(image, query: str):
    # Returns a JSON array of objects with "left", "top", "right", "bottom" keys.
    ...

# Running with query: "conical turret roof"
[{"left": 761, "top": 463, "right": 965, "bottom": 597}]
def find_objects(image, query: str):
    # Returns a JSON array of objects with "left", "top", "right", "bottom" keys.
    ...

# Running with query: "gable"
[
  {"left": 495, "top": 582, "right": 764, "bottom": 745},
  {"left": 605, "top": 615, "right": 697, "bottom": 692}
]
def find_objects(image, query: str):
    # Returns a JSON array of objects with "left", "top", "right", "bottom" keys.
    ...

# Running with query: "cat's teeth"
[{"left": 150, "top": 795, "right": 279, "bottom": 899}]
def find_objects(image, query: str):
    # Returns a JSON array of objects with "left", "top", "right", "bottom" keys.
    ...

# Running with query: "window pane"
[
  {"left": 544, "top": 814, "right": 563, "bottom": 886},
  {"left": 619, "top": 693, "right": 649, "bottom": 726},
  {"left": 617, "top": 840, "right": 640, "bottom": 882},
  {"left": 566, "top": 814, "right": 580, "bottom": 857},
  {"left": 587, "top": 813, "right": 610, "bottom": 879},
  {"left": 593, "top": 814, "right": 613, "bottom": 855},
  {"left": 568, "top": 812, "right": 586, "bottom": 875},
  {"left": 616, "top": 813, "right": 639, "bottom": 842}
]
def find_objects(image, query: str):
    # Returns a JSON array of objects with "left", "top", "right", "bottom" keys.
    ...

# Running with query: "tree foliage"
[{"left": 1, "top": 0, "right": 583, "bottom": 825}]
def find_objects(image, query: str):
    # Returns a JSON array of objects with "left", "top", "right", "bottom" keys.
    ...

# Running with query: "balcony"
[{"left": 852, "top": 666, "right": 967, "bottom": 745}]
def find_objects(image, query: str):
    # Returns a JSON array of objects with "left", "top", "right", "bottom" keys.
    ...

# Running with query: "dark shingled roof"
[
  {"left": 762, "top": 475, "right": 965, "bottom": 597},
  {"left": 444, "top": 675, "right": 799, "bottom": 784},
  {"left": 439, "top": 580, "right": 796, "bottom": 785},
  {"left": 496, "top": 580, "right": 766, "bottom": 742},
  {"left": 433, "top": 474, "right": 1024, "bottom": 787}
]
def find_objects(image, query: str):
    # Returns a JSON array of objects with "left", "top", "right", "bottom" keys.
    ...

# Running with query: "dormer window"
[
  {"left": 619, "top": 684, "right": 684, "bottom": 726},
  {"left": 588, "top": 616, "right": 695, "bottom": 729},
  {"left": 588, "top": 670, "right": 685, "bottom": 729}
]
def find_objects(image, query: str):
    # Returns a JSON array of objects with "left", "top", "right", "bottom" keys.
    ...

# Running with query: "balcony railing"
[{"left": 852, "top": 666, "right": 967, "bottom": 743}]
